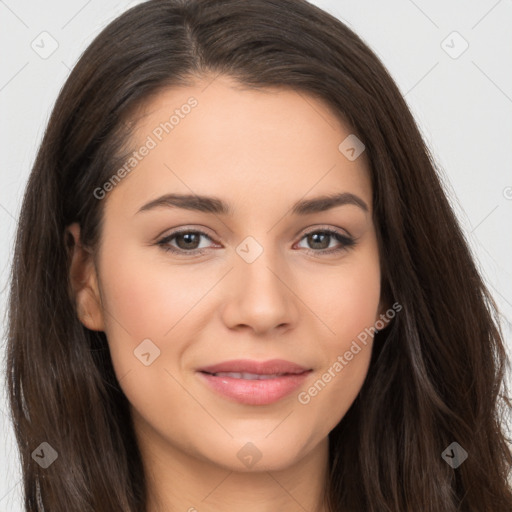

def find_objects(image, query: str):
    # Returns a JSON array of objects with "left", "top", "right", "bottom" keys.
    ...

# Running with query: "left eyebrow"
[{"left": 135, "top": 192, "right": 369, "bottom": 216}]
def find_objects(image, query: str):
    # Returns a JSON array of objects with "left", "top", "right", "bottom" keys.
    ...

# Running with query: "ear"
[{"left": 66, "top": 223, "right": 105, "bottom": 331}]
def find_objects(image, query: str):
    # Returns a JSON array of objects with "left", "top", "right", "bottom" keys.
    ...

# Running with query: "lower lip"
[{"left": 197, "top": 371, "right": 312, "bottom": 405}]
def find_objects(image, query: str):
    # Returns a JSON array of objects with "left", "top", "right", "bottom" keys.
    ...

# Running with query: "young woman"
[{"left": 5, "top": 0, "right": 512, "bottom": 510}]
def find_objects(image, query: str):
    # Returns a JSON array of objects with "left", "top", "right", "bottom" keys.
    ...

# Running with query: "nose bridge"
[
  {"left": 235, "top": 233, "right": 286, "bottom": 296},
  {"left": 222, "top": 232, "right": 297, "bottom": 332}
]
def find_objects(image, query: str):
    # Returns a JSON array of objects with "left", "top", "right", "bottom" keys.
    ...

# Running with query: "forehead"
[{"left": 104, "top": 75, "right": 372, "bottom": 217}]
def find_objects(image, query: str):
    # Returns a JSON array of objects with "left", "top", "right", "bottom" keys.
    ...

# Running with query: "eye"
[
  {"left": 295, "top": 228, "right": 356, "bottom": 255},
  {"left": 157, "top": 228, "right": 215, "bottom": 255},
  {"left": 156, "top": 227, "right": 357, "bottom": 256}
]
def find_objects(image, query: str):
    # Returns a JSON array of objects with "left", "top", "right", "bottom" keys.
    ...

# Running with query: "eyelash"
[{"left": 156, "top": 227, "right": 357, "bottom": 257}]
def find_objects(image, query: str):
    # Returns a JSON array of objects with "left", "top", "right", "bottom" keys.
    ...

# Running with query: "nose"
[{"left": 219, "top": 245, "right": 300, "bottom": 336}]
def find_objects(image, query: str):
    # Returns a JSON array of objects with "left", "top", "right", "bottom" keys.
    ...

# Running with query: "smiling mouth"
[{"left": 197, "top": 370, "right": 313, "bottom": 405}]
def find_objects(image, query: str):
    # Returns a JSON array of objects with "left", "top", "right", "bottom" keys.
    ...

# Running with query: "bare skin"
[{"left": 68, "top": 74, "right": 389, "bottom": 512}]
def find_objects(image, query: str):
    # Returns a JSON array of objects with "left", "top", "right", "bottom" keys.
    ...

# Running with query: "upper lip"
[{"left": 197, "top": 359, "right": 311, "bottom": 375}]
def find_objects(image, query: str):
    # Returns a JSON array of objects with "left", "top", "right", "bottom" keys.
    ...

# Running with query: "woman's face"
[{"left": 71, "top": 75, "right": 386, "bottom": 473}]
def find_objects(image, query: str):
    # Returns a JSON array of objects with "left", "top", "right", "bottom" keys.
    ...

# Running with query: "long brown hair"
[{"left": 5, "top": 0, "right": 512, "bottom": 510}]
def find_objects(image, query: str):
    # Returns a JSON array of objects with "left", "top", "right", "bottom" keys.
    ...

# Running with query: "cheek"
[
  {"left": 99, "top": 245, "right": 200, "bottom": 338},
  {"left": 296, "top": 250, "right": 380, "bottom": 420},
  {"left": 298, "top": 340, "right": 371, "bottom": 443},
  {"left": 305, "top": 254, "right": 381, "bottom": 345},
  {"left": 96, "top": 243, "right": 197, "bottom": 387},
  {"left": 97, "top": 246, "right": 200, "bottom": 432}
]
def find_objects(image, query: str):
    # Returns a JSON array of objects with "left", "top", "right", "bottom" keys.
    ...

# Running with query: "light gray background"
[{"left": 1, "top": 1, "right": 511, "bottom": 509}]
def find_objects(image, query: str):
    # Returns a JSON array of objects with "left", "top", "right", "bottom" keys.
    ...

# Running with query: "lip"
[
  {"left": 196, "top": 359, "right": 312, "bottom": 406},
  {"left": 197, "top": 358, "right": 310, "bottom": 375}
]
